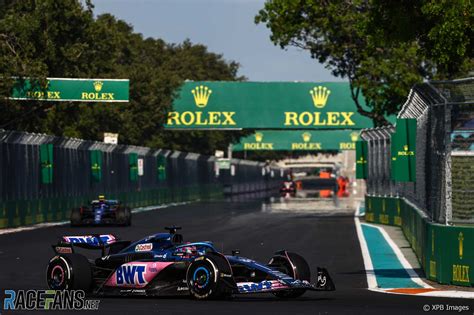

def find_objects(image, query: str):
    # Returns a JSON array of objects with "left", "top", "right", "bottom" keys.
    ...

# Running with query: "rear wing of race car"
[{"left": 53, "top": 234, "right": 130, "bottom": 256}]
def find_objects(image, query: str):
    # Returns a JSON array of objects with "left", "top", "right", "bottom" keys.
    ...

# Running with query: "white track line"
[
  {"left": 368, "top": 288, "right": 474, "bottom": 299},
  {"left": 354, "top": 215, "right": 378, "bottom": 289},
  {"left": 356, "top": 210, "right": 474, "bottom": 298},
  {"left": 417, "top": 291, "right": 474, "bottom": 298},
  {"left": 131, "top": 201, "right": 191, "bottom": 214},
  {"left": 0, "top": 221, "right": 68, "bottom": 235},
  {"left": 362, "top": 222, "right": 432, "bottom": 289},
  {"left": 0, "top": 201, "right": 192, "bottom": 236},
  {"left": 355, "top": 201, "right": 365, "bottom": 217}
]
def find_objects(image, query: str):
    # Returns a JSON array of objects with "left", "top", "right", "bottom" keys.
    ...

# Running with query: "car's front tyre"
[
  {"left": 116, "top": 207, "right": 132, "bottom": 226},
  {"left": 125, "top": 207, "right": 132, "bottom": 226},
  {"left": 269, "top": 251, "right": 310, "bottom": 298},
  {"left": 186, "top": 255, "right": 233, "bottom": 300}
]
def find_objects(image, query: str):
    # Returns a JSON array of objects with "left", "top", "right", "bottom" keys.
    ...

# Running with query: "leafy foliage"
[
  {"left": 0, "top": 0, "right": 248, "bottom": 155},
  {"left": 255, "top": 0, "right": 471, "bottom": 126},
  {"left": 367, "top": 0, "right": 473, "bottom": 78}
]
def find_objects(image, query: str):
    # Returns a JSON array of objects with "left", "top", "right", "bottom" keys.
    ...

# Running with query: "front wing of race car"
[
  {"left": 226, "top": 255, "right": 335, "bottom": 294},
  {"left": 79, "top": 208, "right": 118, "bottom": 225},
  {"left": 235, "top": 267, "right": 335, "bottom": 294}
]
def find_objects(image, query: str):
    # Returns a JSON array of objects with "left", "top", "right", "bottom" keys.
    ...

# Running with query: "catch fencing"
[
  {"left": 0, "top": 129, "right": 286, "bottom": 228},
  {"left": 361, "top": 78, "right": 474, "bottom": 224},
  {"left": 361, "top": 78, "right": 474, "bottom": 287}
]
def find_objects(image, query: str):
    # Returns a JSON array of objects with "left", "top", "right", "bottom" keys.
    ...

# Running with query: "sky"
[{"left": 92, "top": 0, "right": 345, "bottom": 82}]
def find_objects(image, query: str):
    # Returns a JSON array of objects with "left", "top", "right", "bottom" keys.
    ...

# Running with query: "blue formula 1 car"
[
  {"left": 46, "top": 227, "right": 335, "bottom": 299},
  {"left": 70, "top": 195, "right": 131, "bottom": 227}
]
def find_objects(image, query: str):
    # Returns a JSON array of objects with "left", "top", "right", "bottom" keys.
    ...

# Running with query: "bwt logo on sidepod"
[{"left": 116, "top": 264, "right": 147, "bottom": 286}]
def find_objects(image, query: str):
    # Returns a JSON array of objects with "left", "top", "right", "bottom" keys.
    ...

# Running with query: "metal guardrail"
[{"left": 360, "top": 126, "right": 395, "bottom": 197}]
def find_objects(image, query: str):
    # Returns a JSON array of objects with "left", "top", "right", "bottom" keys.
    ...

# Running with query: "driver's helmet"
[{"left": 98, "top": 195, "right": 106, "bottom": 202}]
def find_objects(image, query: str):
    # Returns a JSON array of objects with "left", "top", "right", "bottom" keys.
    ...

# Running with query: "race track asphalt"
[{"left": 0, "top": 195, "right": 472, "bottom": 315}]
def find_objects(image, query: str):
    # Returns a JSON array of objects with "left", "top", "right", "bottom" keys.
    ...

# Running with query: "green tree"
[
  {"left": 367, "top": 0, "right": 473, "bottom": 78},
  {"left": 0, "top": 0, "right": 247, "bottom": 155},
  {"left": 255, "top": 0, "right": 429, "bottom": 126},
  {"left": 0, "top": 0, "right": 98, "bottom": 132}
]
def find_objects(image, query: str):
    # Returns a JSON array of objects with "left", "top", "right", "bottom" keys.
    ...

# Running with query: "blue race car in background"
[
  {"left": 70, "top": 195, "right": 131, "bottom": 226},
  {"left": 46, "top": 227, "right": 335, "bottom": 299}
]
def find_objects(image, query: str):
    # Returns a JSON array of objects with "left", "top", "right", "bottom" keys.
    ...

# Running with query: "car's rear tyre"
[
  {"left": 125, "top": 207, "right": 132, "bottom": 226},
  {"left": 270, "top": 252, "right": 310, "bottom": 299},
  {"left": 70, "top": 208, "right": 82, "bottom": 227},
  {"left": 46, "top": 254, "right": 92, "bottom": 292},
  {"left": 116, "top": 207, "right": 131, "bottom": 226},
  {"left": 186, "top": 255, "right": 232, "bottom": 300}
]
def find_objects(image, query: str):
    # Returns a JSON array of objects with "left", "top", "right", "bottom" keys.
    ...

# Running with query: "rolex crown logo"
[
  {"left": 302, "top": 132, "right": 311, "bottom": 142},
  {"left": 309, "top": 86, "right": 331, "bottom": 109},
  {"left": 191, "top": 85, "right": 212, "bottom": 108},
  {"left": 255, "top": 132, "right": 263, "bottom": 143},
  {"left": 93, "top": 81, "right": 104, "bottom": 92},
  {"left": 404, "top": 144, "right": 409, "bottom": 151},
  {"left": 350, "top": 132, "right": 359, "bottom": 142}
]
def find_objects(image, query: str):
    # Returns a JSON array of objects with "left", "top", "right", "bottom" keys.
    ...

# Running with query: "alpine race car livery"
[
  {"left": 46, "top": 227, "right": 335, "bottom": 299},
  {"left": 70, "top": 197, "right": 131, "bottom": 226}
]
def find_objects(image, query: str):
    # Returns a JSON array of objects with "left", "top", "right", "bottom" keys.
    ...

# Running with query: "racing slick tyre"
[
  {"left": 46, "top": 254, "right": 92, "bottom": 292},
  {"left": 70, "top": 208, "right": 82, "bottom": 227},
  {"left": 125, "top": 207, "right": 132, "bottom": 226},
  {"left": 186, "top": 255, "right": 233, "bottom": 300},
  {"left": 270, "top": 252, "right": 310, "bottom": 299},
  {"left": 116, "top": 207, "right": 131, "bottom": 226}
]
